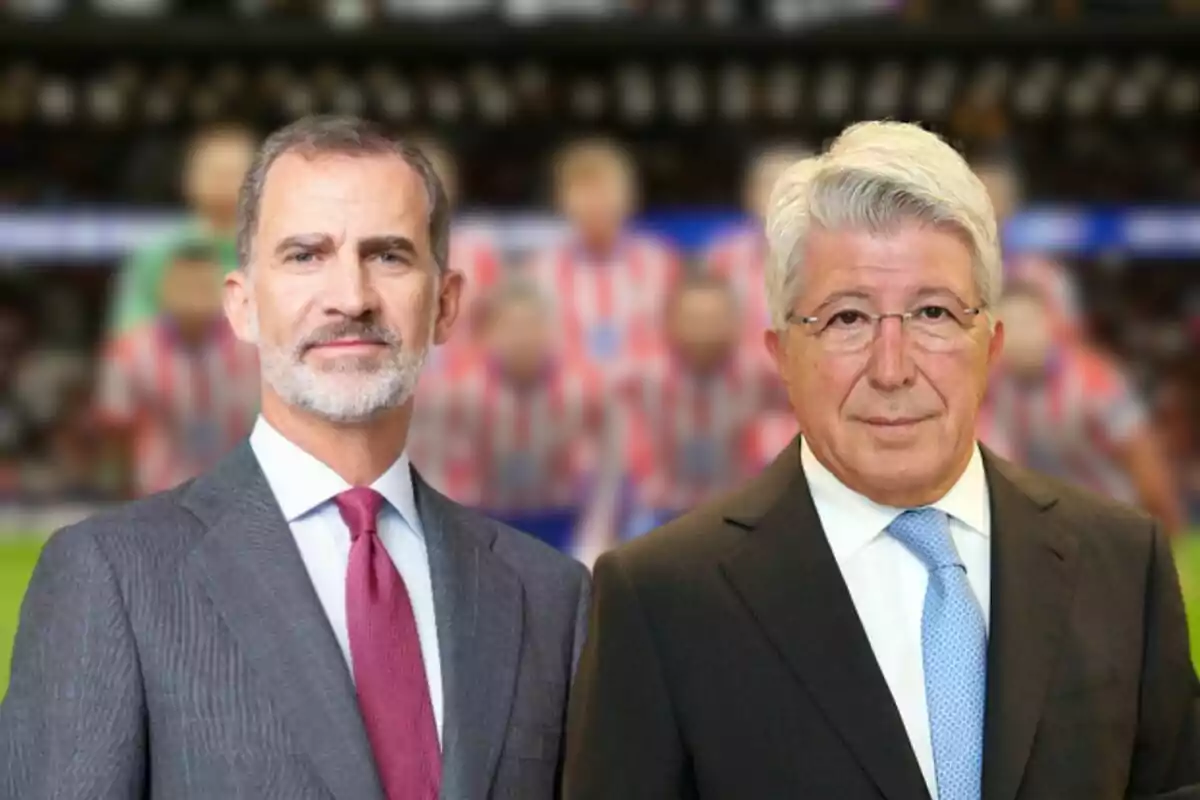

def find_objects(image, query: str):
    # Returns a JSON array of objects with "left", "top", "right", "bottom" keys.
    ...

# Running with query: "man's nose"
[
  {"left": 323, "top": 257, "right": 378, "bottom": 318},
  {"left": 866, "top": 316, "right": 917, "bottom": 392}
]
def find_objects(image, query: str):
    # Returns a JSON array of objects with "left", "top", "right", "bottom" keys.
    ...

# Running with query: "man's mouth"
[
  {"left": 859, "top": 416, "right": 932, "bottom": 427},
  {"left": 307, "top": 338, "right": 388, "bottom": 352}
]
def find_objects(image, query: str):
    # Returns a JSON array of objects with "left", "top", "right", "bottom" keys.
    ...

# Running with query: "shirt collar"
[
  {"left": 801, "top": 436, "right": 990, "bottom": 564},
  {"left": 249, "top": 416, "right": 423, "bottom": 538}
]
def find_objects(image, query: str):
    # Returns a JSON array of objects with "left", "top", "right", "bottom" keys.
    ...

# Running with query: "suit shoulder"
[
  {"left": 610, "top": 486, "right": 750, "bottom": 581},
  {"left": 609, "top": 441, "right": 802, "bottom": 586},
  {"left": 1050, "top": 474, "right": 1157, "bottom": 544},
  {"left": 461, "top": 506, "right": 589, "bottom": 587},
  {"left": 49, "top": 484, "right": 204, "bottom": 569},
  {"left": 997, "top": 456, "right": 1160, "bottom": 562}
]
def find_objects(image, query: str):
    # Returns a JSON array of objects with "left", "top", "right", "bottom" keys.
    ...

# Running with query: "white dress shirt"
[
  {"left": 801, "top": 437, "right": 991, "bottom": 800},
  {"left": 249, "top": 417, "right": 444, "bottom": 743}
]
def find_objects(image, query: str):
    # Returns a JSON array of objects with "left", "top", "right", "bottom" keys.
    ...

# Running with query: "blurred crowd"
[
  {"left": 1, "top": 0, "right": 902, "bottom": 23},
  {"left": 0, "top": 116, "right": 1196, "bottom": 555},
  {"left": 0, "top": 0, "right": 1191, "bottom": 23}
]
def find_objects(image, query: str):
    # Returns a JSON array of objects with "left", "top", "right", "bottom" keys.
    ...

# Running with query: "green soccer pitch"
[
  {"left": 3, "top": 531, "right": 1200, "bottom": 700},
  {"left": 0, "top": 536, "right": 45, "bottom": 701}
]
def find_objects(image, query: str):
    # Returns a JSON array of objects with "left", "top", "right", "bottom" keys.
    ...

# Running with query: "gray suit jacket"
[{"left": 1, "top": 442, "right": 592, "bottom": 800}]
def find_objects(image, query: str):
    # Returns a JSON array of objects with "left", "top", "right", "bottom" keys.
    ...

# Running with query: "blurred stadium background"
[{"left": 1, "top": 0, "right": 1199, "bottom": 696}]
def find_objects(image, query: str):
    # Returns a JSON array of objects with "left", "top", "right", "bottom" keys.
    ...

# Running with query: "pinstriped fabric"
[
  {"left": 1, "top": 527, "right": 148, "bottom": 799},
  {"left": 1, "top": 443, "right": 592, "bottom": 800}
]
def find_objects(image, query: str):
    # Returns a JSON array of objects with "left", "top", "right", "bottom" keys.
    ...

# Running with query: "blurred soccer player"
[
  {"left": 980, "top": 281, "right": 1184, "bottom": 533},
  {"left": 972, "top": 150, "right": 1183, "bottom": 532},
  {"left": 526, "top": 137, "right": 681, "bottom": 367},
  {"left": 972, "top": 149, "right": 1088, "bottom": 338},
  {"left": 410, "top": 134, "right": 504, "bottom": 373},
  {"left": 96, "top": 242, "right": 259, "bottom": 497},
  {"left": 108, "top": 122, "right": 257, "bottom": 334},
  {"left": 705, "top": 143, "right": 812, "bottom": 339},
  {"left": 620, "top": 274, "right": 786, "bottom": 537},
  {"left": 1155, "top": 358, "right": 1200, "bottom": 526},
  {"left": 414, "top": 280, "right": 621, "bottom": 557}
]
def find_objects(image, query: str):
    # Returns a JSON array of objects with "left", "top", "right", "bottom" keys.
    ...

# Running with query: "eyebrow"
[
  {"left": 910, "top": 286, "right": 976, "bottom": 307},
  {"left": 358, "top": 235, "right": 418, "bottom": 260},
  {"left": 812, "top": 286, "right": 975, "bottom": 312},
  {"left": 274, "top": 233, "right": 334, "bottom": 256},
  {"left": 272, "top": 234, "right": 420, "bottom": 261}
]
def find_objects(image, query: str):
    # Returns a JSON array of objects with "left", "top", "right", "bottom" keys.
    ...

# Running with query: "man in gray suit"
[{"left": 1, "top": 115, "right": 591, "bottom": 800}]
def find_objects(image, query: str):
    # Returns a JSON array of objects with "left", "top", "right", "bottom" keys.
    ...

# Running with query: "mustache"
[{"left": 298, "top": 320, "right": 402, "bottom": 352}]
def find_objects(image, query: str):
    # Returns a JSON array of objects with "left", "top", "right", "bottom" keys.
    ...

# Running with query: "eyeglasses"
[{"left": 786, "top": 302, "right": 985, "bottom": 354}]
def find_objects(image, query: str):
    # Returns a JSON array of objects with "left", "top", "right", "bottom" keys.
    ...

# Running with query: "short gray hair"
[
  {"left": 236, "top": 115, "right": 450, "bottom": 273},
  {"left": 763, "top": 121, "right": 1002, "bottom": 330}
]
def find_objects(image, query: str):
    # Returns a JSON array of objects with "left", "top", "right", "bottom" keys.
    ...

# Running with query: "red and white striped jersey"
[
  {"left": 979, "top": 344, "right": 1148, "bottom": 504},
  {"left": 704, "top": 225, "right": 772, "bottom": 338},
  {"left": 524, "top": 234, "right": 682, "bottom": 369},
  {"left": 96, "top": 320, "right": 260, "bottom": 497},
  {"left": 745, "top": 411, "right": 801, "bottom": 472},
  {"left": 426, "top": 227, "right": 506, "bottom": 376},
  {"left": 618, "top": 346, "right": 789, "bottom": 511},
  {"left": 410, "top": 355, "right": 619, "bottom": 512},
  {"left": 450, "top": 226, "right": 504, "bottom": 315}
]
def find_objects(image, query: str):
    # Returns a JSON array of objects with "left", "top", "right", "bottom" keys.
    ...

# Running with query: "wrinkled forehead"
[
  {"left": 259, "top": 151, "right": 431, "bottom": 239},
  {"left": 801, "top": 224, "right": 980, "bottom": 306}
]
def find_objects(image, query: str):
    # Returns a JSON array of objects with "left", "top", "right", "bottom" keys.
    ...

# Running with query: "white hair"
[{"left": 763, "top": 121, "right": 1002, "bottom": 331}]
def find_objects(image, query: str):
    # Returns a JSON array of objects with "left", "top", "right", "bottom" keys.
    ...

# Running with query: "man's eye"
[
  {"left": 917, "top": 305, "right": 953, "bottom": 322},
  {"left": 286, "top": 251, "right": 315, "bottom": 264},
  {"left": 827, "top": 310, "right": 869, "bottom": 328}
]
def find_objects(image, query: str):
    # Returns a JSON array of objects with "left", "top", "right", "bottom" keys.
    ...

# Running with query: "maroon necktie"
[{"left": 336, "top": 487, "right": 442, "bottom": 800}]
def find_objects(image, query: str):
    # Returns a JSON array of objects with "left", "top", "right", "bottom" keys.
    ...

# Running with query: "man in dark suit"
[
  {"left": 564, "top": 121, "right": 1200, "bottom": 800},
  {"left": 1, "top": 115, "right": 590, "bottom": 800}
]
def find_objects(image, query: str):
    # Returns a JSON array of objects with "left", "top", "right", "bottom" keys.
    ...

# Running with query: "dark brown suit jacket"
[{"left": 564, "top": 438, "right": 1200, "bottom": 800}]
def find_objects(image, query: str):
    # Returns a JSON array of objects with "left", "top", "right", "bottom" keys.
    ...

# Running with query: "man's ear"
[
  {"left": 764, "top": 328, "right": 790, "bottom": 388},
  {"left": 987, "top": 317, "right": 1005, "bottom": 367},
  {"left": 432, "top": 269, "right": 465, "bottom": 347},
  {"left": 224, "top": 268, "right": 257, "bottom": 344}
]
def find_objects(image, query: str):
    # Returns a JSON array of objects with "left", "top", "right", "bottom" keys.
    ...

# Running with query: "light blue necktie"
[{"left": 888, "top": 508, "right": 987, "bottom": 800}]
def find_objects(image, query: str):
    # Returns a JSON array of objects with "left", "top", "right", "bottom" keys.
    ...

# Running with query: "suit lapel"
[
  {"left": 980, "top": 452, "right": 1080, "bottom": 800},
  {"left": 416, "top": 472, "right": 524, "bottom": 800},
  {"left": 181, "top": 444, "right": 385, "bottom": 800},
  {"left": 720, "top": 439, "right": 931, "bottom": 800}
]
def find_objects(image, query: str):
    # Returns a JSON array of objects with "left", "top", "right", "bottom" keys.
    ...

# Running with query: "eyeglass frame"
[{"left": 784, "top": 301, "right": 987, "bottom": 353}]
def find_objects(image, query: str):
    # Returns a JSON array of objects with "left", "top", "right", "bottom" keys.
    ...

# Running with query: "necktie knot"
[
  {"left": 335, "top": 487, "right": 384, "bottom": 542},
  {"left": 887, "top": 507, "right": 962, "bottom": 572}
]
